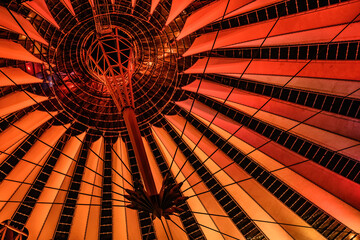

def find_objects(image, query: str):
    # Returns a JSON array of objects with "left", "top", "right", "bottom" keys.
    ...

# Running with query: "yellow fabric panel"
[{"left": 229, "top": 73, "right": 360, "bottom": 99}]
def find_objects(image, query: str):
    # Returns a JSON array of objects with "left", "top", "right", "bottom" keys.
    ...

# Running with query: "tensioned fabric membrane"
[{"left": 0, "top": 0, "right": 359, "bottom": 239}]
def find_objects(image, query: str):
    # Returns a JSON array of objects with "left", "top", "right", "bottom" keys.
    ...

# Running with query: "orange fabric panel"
[
  {"left": 151, "top": 127, "right": 226, "bottom": 239},
  {"left": 180, "top": 81, "right": 360, "bottom": 160},
  {"left": 152, "top": 218, "right": 169, "bottom": 240},
  {"left": 153, "top": 217, "right": 189, "bottom": 240},
  {"left": 225, "top": 0, "right": 283, "bottom": 19},
  {"left": 88, "top": 139, "right": 104, "bottom": 238},
  {"left": 111, "top": 137, "right": 128, "bottom": 240},
  {"left": 86, "top": 162, "right": 103, "bottom": 239},
  {"left": 142, "top": 137, "right": 162, "bottom": 192},
  {"left": 152, "top": 126, "right": 245, "bottom": 240},
  {"left": 0, "top": 67, "right": 43, "bottom": 87},
  {"left": 184, "top": 58, "right": 360, "bottom": 81},
  {"left": 177, "top": 0, "right": 254, "bottom": 40},
  {"left": 175, "top": 99, "right": 360, "bottom": 207},
  {"left": 166, "top": 0, "right": 194, "bottom": 25},
  {"left": 22, "top": 0, "right": 60, "bottom": 29},
  {"left": 235, "top": 74, "right": 360, "bottom": 99},
  {"left": 60, "top": 0, "right": 75, "bottom": 16},
  {"left": 142, "top": 137, "right": 189, "bottom": 240},
  {"left": 25, "top": 132, "right": 85, "bottom": 239},
  {"left": 224, "top": 95, "right": 360, "bottom": 158},
  {"left": 174, "top": 101, "right": 360, "bottom": 232},
  {"left": 182, "top": 79, "right": 360, "bottom": 141},
  {"left": 0, "top": 91, "right": 48, "bottom": 117},
  {"left": 0, "top": 110, "right": 57, "bottom": 153},
  {"left": 112, "top": 137, "right": 142, "bottom": 240},
  {"left": 225, "top": 21, "right": 360, "bottom": 49},
  {"left": 0, "top": 137, "right": 25, "bottom": 165},
  {"left": 69, "top": 137, "right": 104, "bottom": 240},
  {"left": 0, "top": 39, "right": 43, "bottom": 63},
  {"left": 37, "top": 167, "right": 74, "bottom": 239},
  {"left": 167, "top": 115, "right": 323, "bottom": 239},
  {"left": 183, "top": 1, "right": 360, "bottom": 56},
  {"left": 0, "top": 124, "right": 68, "bottom": 224},
  {"left": 150, "top": 0, "right": 160, "bottom": 14},
  {"left": 166, "top": 216, "right": 191, "bottom": 240},
  {"left": 0, "top": 6, "right": 48, "bottom": 45}
]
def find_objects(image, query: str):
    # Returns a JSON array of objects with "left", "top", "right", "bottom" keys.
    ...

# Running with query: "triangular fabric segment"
[
  {"left": 0, "top": 91, "right": 48, "bottom": 118},
  {"left": 0, "top": 39, "right": 43, "bottom": 63},
  {"left": 150, "top": 0, "right": 161, "bottom": 14},
  {"left": 166, "top": 0, "right": 194, "bottom": 26},
  {"left": 22, "top": 0, "right": 60, "bottom": 29},
  {"left": 225, "top": 0, "right": 283, "bottom": 19},
  {"left": 60, "top": 0, "right": 76, "bottom": 16},
  {"left": 0, "top": 67, "right": 43, "bottom": 87},
  {"left": 182, "top": 1, "right": 360, "bottom": 56},
  {"left": 0, "top": 6, "right": 48, "bottom": 45},
  {"left": 177, "top": 0, "right": 254, "bottom": 40}
]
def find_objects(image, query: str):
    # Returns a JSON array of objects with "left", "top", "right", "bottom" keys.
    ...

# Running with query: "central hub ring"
[{"left": 52, "top": 10, "right": 190, "bottom": 133}]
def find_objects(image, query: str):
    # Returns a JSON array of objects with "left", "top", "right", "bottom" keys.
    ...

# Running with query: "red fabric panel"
[
  {"left": 177, "top": 0, "right": 254, "bottom": 39},
  {"left": 182, "top": 79, "right": 360, "bottom": 140},
  {"left": 175, "top": 100, "right": 360, "bottom": 210},
  {"left": 166, "top": 0, "right": 194, "bottom": 25},
  {"left": 183, "top": 1, "right": 360, "bottom": 56},
  {"left": 184, "top": 58, "right": 360, "bottom": 81}
]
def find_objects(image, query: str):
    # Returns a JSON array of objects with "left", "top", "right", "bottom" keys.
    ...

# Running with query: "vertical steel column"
[{"left": 123, "top": 107, "right": 158, "bottom": 196}]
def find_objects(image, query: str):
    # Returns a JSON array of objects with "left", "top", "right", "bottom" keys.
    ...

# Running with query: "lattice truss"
[{"left": 84, "top": 27, "right": 135, "bottom": 110}]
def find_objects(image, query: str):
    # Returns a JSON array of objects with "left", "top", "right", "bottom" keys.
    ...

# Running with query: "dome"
[{"left": 0, "top": 0, "right": 359, "bottom": 239}]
